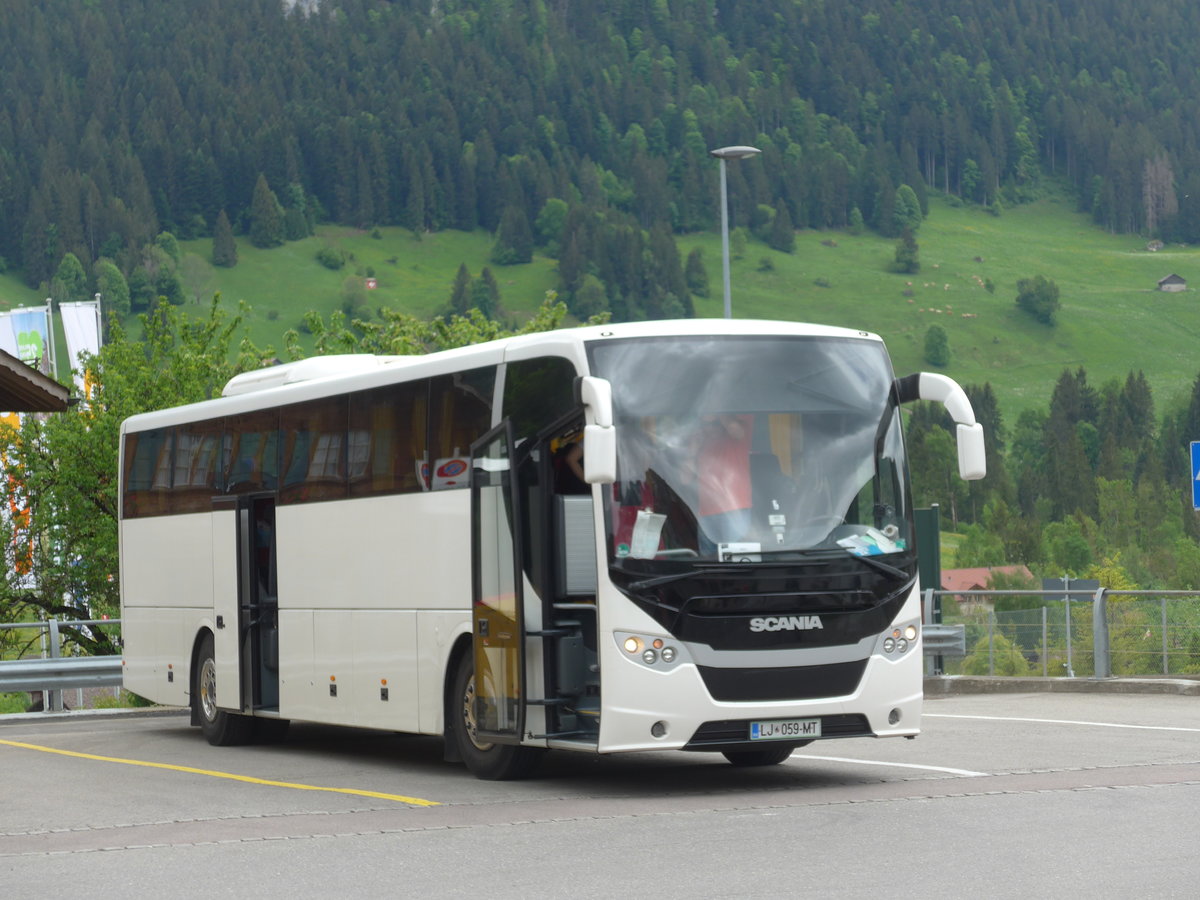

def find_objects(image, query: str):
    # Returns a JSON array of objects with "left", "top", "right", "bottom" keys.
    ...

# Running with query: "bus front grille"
[{"left": 695, "top": 658, "right": 867, "bottom": 702}]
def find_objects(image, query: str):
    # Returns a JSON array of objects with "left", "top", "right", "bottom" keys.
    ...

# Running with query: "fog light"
[
  {"left": 623, "top": 636, "right": 641, "bottom": 654},
  {"left": 904, "top": 624, "right": 918, "bottom": 641},
  {"left": 651, "top": 721, "right": 668, "bottom": 738},
  {"left": 642, "top": 649, "right": 658, "bottom": 664},
  {"left": 661, "top": 646, "right": 677, "bottom": 663},
  {"left": 888, "top": 708, "right": 901, "bottom": 725}
]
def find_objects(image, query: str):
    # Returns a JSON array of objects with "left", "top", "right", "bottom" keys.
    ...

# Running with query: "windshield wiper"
[
  {"left": 838, "top": 550, "right": 910, "bottom": 580},
  {"left": 748, "top": 547, "right": 912, "bottom": 580},
  {"left": 624, "top": 560, "right": 797, "bottom": 591}
]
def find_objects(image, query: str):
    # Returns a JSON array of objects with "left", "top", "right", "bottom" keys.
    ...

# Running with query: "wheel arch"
[
  {"left": 188, "top": 627, "right": 215, "bottom": 726},
  {"left": 442, "top": 632, "right": 473, "bottom": 762}
]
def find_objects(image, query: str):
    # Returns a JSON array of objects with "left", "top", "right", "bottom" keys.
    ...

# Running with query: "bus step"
[
  {"left": 529, "top": 729, "right": 596, "bottom": 740},
  {"left": 526, "top": 697, "right": 570, "bottom": 707},
  {"left": 528, "top": 628, "right": 574, "bottom": 638}
]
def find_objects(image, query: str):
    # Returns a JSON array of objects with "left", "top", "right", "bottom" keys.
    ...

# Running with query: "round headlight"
[
  {"left": 883, "top": 637, "right": 896, "bottom": 653},
  {"left": 904, "top": 625, "right": 918, "bottom": 641},
  {"left": 897, "top": 638, "right": 908, "bottom": 653},
  {"left": 642, "top": 649, "right": 658, "bottom": 664},
  {"left": 623, "top": 636, "right": 641, "bottom": 654},
  {"left": 661, "top": 647, "right": 677, "bottom": 663}
]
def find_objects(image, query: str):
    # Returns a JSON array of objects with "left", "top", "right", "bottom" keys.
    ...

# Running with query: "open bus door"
[
  {"left": 239, "top": 494, "right": 280, "bottom": 712},
  {"left": 469, "top": 421, "right": 526, "bottom": 744}
]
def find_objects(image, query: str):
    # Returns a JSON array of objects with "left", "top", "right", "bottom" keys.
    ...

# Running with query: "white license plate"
[{"left": 749, "top": 718, "right": 821, "bottom": 741}]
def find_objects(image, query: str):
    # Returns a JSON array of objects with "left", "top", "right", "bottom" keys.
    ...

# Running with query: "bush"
[
  {"left": 1015, "top": 274, "right": 1060, "bottom": 324},
  {"left": 961, "top": 631, "right": 1033, "bottom": 676},
  {"left": 924, "top": 324, "right": 950, "bottom": 366},
  {"left": 316, "top": 246, "right": 346, "bottom": 270}
]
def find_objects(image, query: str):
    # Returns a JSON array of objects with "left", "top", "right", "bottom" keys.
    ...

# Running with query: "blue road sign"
[{"left": 1192, "top": 442, "right": 1200, "bottom": 509}]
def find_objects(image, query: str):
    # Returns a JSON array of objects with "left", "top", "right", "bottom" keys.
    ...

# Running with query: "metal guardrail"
[
  {"left": 1, "top": 618, "right": 122, "bottom": 711},
  {"left": 922, "top": 623, "right": 966, "bottom": 656},
  {"left": 0, "top": 655, "right": 122, "bottom": 692}
]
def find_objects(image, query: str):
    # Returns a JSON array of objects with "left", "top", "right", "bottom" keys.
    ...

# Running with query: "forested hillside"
[{"left": 4, "top": 0, "right": 1200, "bottom": 322}]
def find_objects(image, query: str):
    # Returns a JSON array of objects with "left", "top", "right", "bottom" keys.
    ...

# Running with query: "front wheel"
[
  {"left": 194, "top": 633, "right": 255, "bottom": 746},
  {"left": 722, "top": 743, "right": 805, "bottom": 767},
  {"left": 451, "top": 652, "right": 542, "bottom": 780}
]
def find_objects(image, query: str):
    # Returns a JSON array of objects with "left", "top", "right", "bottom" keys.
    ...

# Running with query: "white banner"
[
  {"left": 0, "top": 314, "right": 17, "bottom": 357},
  {"left": 60, "top": 300, "right": 103, "bottom": 395}
]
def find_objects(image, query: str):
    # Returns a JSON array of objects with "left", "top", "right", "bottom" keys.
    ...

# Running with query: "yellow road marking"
[{"left": 0, "top": 738, "right": 439, "bottom": 806}]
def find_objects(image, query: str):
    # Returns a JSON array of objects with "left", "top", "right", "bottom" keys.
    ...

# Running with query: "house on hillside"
[
  {"left": 941, "top": 565, "right": 1035, "bottom": 614},
  {"left": 1158, "top": 273, "right": 1187, "bottom": 292}
]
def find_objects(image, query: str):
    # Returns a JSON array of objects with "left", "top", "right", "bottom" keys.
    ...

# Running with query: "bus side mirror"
[
  {"left": 956, "top": 422, "right": 986, "bottom": 481},
  {"left": 577, "top": 376, "right": 617, "bottom": 484},
  {"left": 897, "top": 372, "right": 987, "bottom": 481}
]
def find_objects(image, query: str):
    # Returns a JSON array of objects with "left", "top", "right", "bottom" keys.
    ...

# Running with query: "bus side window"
[
  {"left": 122, "top": 428, "right": 173, "bottom": 518},
  {"left": 224, "top": 410, "right": 280, "bottom": 494},
  {"left": 429, "top": 367, "right": 495, "bottom": 490},
  {"left": 171, "top": 419, "right": 224, "bottom": 514},
  {"left": 348, "top": 380, "right": 427, "bottom": 497},
  {"left": 280, "top": 396, "right": 348, "bottom": 504}
]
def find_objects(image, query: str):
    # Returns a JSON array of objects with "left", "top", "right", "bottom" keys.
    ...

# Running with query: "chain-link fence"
[{"left": 928, "top": 590, "right": 1200, "bottom": 678}]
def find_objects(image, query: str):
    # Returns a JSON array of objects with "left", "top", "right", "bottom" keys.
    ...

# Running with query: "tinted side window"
[
  {"left": 349, "top": 381, "right": 427, "bottom": 497},
  {"left": 122, "top": 428, "right": 173, "bottom": 518},
  {"left": 503, "top": 356, "right": 579, "bottom": 443},
  {"left": 280, "top": 396, "right": 348, "bottom": 504},
  {"left": 224, "top": 410, "right": 280, "bottom": 495},
  {"left": 429, "top": 367, "right": 495, "bottom": 490},
  {"left": 171, "top": 419, "right": 224, "bottom": 513}
]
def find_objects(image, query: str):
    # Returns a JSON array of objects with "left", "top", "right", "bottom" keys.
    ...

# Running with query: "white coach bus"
[{"left": 119, "top": 319, "right": 985, "bottom": 779}]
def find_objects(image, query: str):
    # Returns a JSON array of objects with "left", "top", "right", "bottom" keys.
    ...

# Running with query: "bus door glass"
[
  {"left": 237, "top": 494, "right": 280, "bottom": 711},
  {"left": 470, "top": 421, "right": 525, "bottom": 742}
]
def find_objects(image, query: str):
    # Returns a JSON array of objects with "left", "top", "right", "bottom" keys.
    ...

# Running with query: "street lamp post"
[{"left": 709, "top": 145, "right": 761, "bottom": 318}]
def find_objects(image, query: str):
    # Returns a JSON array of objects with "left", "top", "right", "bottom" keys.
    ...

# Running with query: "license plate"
[{"left": 749, "top": 718, "right": 821, "bottom": 741}]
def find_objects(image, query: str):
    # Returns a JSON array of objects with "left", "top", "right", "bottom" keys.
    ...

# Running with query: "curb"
[
  {"left": 925, "top": 675, "right": 1200, "bottom": 696},
  {"left": 0, "top": 706, "right": 189, "bottom": 725}
]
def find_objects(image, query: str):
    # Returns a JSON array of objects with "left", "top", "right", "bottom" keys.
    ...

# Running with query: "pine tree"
[
  {"left": 248, "top": 175, "right": 284, "bottom": 249},
  {"left": 684, "top": 248, "right": 709, "bottom": 297},
  {"left": 768, "top": 202, "right": 796, "bottom": 253},
  {"left": 491, "top": 205, "right": 533, "bottom": 265},
  {"left": 211, "top": 210, "right": 237, "bottom": 268},
  {"left": 449, "top": 263, "right": 471, "bottom": 314}
]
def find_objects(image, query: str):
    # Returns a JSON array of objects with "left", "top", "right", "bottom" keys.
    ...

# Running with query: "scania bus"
[{"left": 119, "top": 319, "right": 985, "bottom": 779}]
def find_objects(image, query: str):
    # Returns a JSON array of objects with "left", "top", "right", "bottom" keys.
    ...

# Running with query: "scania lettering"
[
  {"left": 119, "top": 320, "right": 985, "bottom": 779},
  {"left": 749, "top": 616, "right": 824, "bottom": 632}
]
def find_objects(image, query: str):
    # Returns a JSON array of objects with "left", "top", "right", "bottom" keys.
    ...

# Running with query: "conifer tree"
[
  {"left": 211, "top": 210, "right": 237, "bottom": 268},
  {"left": 248, "top": 175, "right": 284, "bottom": 249}
]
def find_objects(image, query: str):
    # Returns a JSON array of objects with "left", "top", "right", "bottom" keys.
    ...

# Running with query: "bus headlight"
[
  {"left": 615, "top": 632, "right": 688, "bottom": 671},
  {"left": 879, "top": 621, "right": 920, "bottom": 657}
]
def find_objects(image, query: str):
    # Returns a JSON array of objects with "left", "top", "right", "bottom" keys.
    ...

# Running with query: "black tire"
[
  {"left": 721, "top": 743, "right": 802, "bottom": 767},
  {"left": 451, "top": 652, "right": 542, "bottom": 780},
  {"left": 194, "top": 633, "right": 255, "bottom": 746}
]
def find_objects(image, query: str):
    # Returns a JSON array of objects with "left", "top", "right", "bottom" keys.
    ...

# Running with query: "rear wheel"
[
  {"left": 452, "top": 652, "right": 541, "bottom": 780},
  {"left": 194, "top": 634, "right": 255, "bottom": 746},
  {"left": 721, "top": 743, "right": 803, "bottom": 767}
]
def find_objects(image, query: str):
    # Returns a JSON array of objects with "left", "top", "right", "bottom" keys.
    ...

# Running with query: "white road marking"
[
  {"left": 925, "top": 713, "right": 1200, "bottom": 733},
  {"left": 793, "top": 753, "right": 988, "bottom": 777}
]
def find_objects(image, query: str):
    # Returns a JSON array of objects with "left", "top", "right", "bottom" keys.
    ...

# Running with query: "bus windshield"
[{"left": 587, "top": 334, "right": 912, "bottom": 572}]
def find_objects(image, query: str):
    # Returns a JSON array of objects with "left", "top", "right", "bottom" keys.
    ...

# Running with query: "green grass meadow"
[{"left": 3, "top": 190, "right": 1199, "bottom": 421}]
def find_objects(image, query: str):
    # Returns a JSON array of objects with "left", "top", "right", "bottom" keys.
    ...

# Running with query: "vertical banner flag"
[
  {"left": 60, "top": 299, "right": 103, "bottom": 396},
  {"left": 0, "top": 305, "right": 55, "bottom": 375}
]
